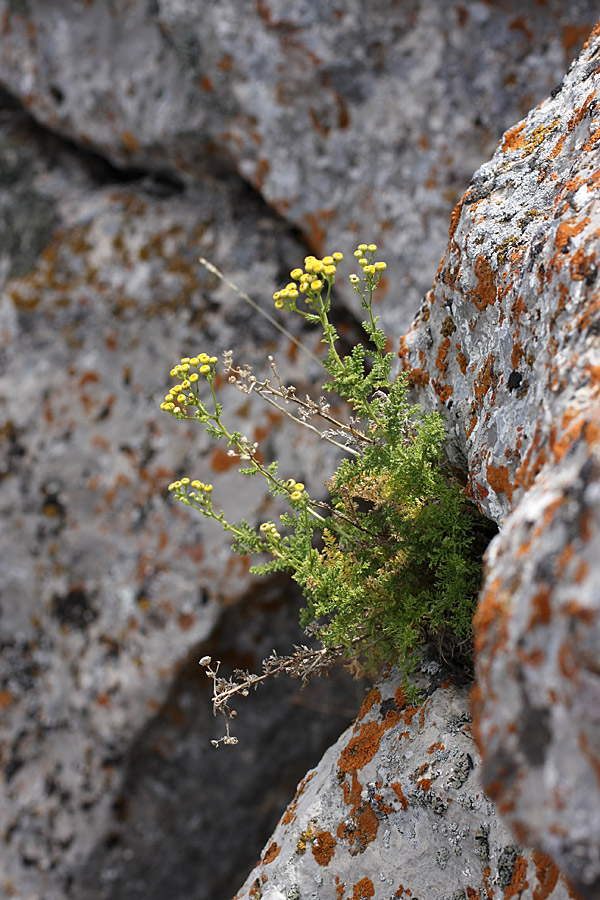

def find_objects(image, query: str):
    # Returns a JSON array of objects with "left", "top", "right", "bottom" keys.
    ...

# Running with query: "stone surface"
[
  {"left": 399, "top": 23, "right": 600, "bottom": 898},
  {"left": 0, "top": 1, "right": 597, "bottom": 331},
  {"left": 234, "top": 670, "right": 573, "bottom": 900},
  {"left": 0, "top": 102, "right": 354, "bottom": 900}
]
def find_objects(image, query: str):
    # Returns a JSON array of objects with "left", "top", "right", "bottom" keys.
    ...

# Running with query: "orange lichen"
[
  {"left": 356, "top": 688, "right": 381, "bottom": 722},
  {"left": 391, "top": 782, "right": 409, "bottom": 809},
  {"left": 353, "top": 877, "right": 375, "bottom": 900},
  {"left": 468, "top": 256, "right": 497, "bottom": 310},
  {"left": 485, "top": 464, "right": 514, "bottom": 502},
  {"left": 121, "top": 131, "right": 139, "bottom": 153},
  {"left": 448, "top": 199, "right": 464, "bottom": 240},
  {"left": 504, "top": 854, "right": 529, "bottom": 900},
  {"left": 262, "top": 842, "right": 281, "bottom": 865},
  {"left": 456, "top": 346, "right": 468, "bottom": 374},
  {"left": 281, "top": 771, "right": 316, "bottom": 826},
  {"left": 531, "top": 849, "right": 560, "bottom": 900},
  {"left": 435, "top": 337, "right": 451, "bottom": 376},
  {"left": 528, "top": 586, "right": 552, "bottom": 628},
  {"left": 312, "top": 831, "right": 336, "bottom": 866},
  {"left": 502, "top": 122, "right": 526, "bottom": 153},
  {"left": 338, "top": 720, "right": 385, "bottom": 773}
]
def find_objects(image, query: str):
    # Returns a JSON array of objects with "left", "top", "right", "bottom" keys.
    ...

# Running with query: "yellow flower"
[
  {"left": 204, "top": 484, "right": 213, "bottom": 492},
  {"left": 209, "top": 357, "right": 217, "bottom": 364},
  {"left": 181, "top": 357, "right": 191, "bottom": 364},
  {"left": 275, "top": 299, "right": 284, "bottom": 308},
  {"left": 358, "top": 257, "right": 368, "bottom": 267},
  {"left": 375, "top": 261, "right": 387, "bottom": 271},
  {"left": 290, "top": 491, "right": 303, "bottom": 501},
  {"left": 199, "top": 353, "right": 210, "bottom": 364},
  {"left": 368, "top": 243, "right": 377, "bottom": 252},
  {"left": 332, "top": 251, "right": 343, "bottom": 261},
  {"left": 357, "top": 243, "right": 368, "bottom": 252},
  {"left": 298, "top": 283, "right": 308, "bottom": 293},
  {"left": 311, "top": 260, "right": 324, "bottom": 273},
  {"left": 170, "top": 368, "right": 179, "bottom": 377},
  {"left": 324, "top": 265, "right": 336, "bottom": 276},
  {"left": 288, "top": 289, "right": 299, "bottom": 300},
  {"left": 273, "top": 291, "right": 281, "bottom": 301},
  {"left": 310, "top": 279, "right": 323, "bottom": 291},
  {"left": 181, "top": 380, "right": 190, "bottom": 389},
  {"left": 353, "top": 250, "right": 362, "bottom": 258},
  {"left": 191, "top": 480, "right": 203, "bottom": 489},
  {"left": 290, "top": 268, "right": 303, "bottom": 280},
  {"left": 190, "top": 357, "right": 199, "bottom": 366},
  {"left": 181, "top": 478, "right": 190, "bottom": 485},
  {"left": 294, "top": 482, "right": 305, "bottom": 492},
  {"left": 189, "top": 373, "right": 199, "bottom": 382},
  {"left": 349, "top": 274, "right": 360, "bottom": 284},
  {"left": 199, "top": 365, "right": 210, "bottom": 375},
  {"left": 177, "top": 394, "right": 186, "bottom": 403},
  {"left": 322, "top": 256, "right": 334, "bottom": 265},
  {"left": 363, "top": 265, "right": 375, "bottom": 275}
]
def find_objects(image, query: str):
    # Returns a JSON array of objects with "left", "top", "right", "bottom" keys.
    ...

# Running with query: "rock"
[
  {"left": 400, "top": 23, "right": 600, "bottom": 898},
  {"left": 0, "top": 1, "right": 597, "bottom": 330},
  {"left": 0, "top": 102, "right": 352, "bottom": 900},
  {"left": 234, "top": 670, "right": 573, "bottom": 900}
]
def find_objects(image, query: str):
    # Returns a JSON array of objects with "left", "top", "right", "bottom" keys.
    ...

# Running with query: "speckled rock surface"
[
  {"left": 399, "top": 24, "right": 600, "bottom": 898},
  {"left": 234, "top": 671, "right": 573, "bottom": 900},
  {"left": 0, "top": 103, "right": 352, "bottom": 900},
  {"left": 0, "top": 1, "right": 597, "bottom": 330}
]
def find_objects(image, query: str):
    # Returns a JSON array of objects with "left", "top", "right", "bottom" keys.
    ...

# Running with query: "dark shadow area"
[{"left": 74, "top": 576, "right": 368, "bottom": 900}]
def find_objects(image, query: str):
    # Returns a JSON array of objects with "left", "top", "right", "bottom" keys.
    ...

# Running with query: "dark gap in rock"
[{"left": 73, "top": 575, "right": 369, "bottom": 900}]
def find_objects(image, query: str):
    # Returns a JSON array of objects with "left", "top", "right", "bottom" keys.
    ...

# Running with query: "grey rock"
[
  {"left": 400, "top": 22, "right": 600, "bottom": 898},
  {"left": 0, "top": 1, "right": 597, "bottom": 330},
  {"left": 234, "top": 672, "right": 572, "bottom": 900},
  {"left": 0, "top": 104, "right": 352, "bottom": 900}
]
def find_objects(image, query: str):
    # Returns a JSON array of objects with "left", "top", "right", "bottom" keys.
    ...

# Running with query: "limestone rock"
[
  {"left": 0, "top": 1, "right": 596, "bottom": 329},
  {"left": 234, "top": 670, "right": 573, "bottom": 900},
  {"left": 0, "top": 104, "right": 346, "bottom": 900},
  {"left": 400, "top": 24, "right": 600, "bottom": 898}
]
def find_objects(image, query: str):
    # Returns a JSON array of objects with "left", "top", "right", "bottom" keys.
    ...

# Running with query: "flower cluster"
[
  {"left": 168, "top": 478, "right": 214, "bottom": 506},
  {"left": 285, "top": 477, "right": 307, "bottom": 502},
  {"left": 259, "top": 521, "right": 281, "bottom": 541},
  {"left": 349, "top": 243, "right": 387, "bottom": 290},
  {"left": 273, "top": 251, "right": 343, "bottom": 310},
  {"left": 160, "top": 353, "right": 218, "bottom": 415}
]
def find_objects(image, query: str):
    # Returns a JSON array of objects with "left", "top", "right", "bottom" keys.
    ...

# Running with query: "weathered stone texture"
[
  {"left": 234, "top": 671, "right": 573, "bottom": 900},
  {"left": 400, "top": 23, "right": 600, "bottom": 897},
  {"left": 0, "top": 106, "right": 347, "bottom": 900},
  {"left": 0, "top": 1, "right": 596, "bottom": 330}
]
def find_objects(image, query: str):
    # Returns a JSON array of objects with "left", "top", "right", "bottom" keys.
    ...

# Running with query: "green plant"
[{"left": 160, "top": 244, "right": 491, "bottom": 745}]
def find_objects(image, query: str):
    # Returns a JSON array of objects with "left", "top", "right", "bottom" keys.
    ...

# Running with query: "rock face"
[
  {"left": 0, "top": 104, "right": 351, "bottom": 900},
  {"left": 234, "top": 669, "right": 574, "bottom": 900},
  {"left": 400, "top": 23, "right": 600, "bottom": 900},
  {"left": 0, "top": 0, "right": 596, "bottom": 330}
]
